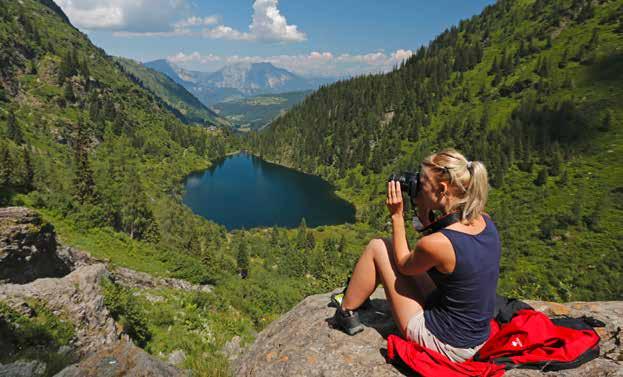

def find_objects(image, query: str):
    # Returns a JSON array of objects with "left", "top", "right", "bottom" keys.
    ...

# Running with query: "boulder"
[
  {"left": 235, "top": 288, "right": 623, "bottom": 377},
  {"left": 0, "top": 207, "right": 71, "bottom": 283},
  {"left": 53, "top": 340, "right": 189, "bottom": 377}
]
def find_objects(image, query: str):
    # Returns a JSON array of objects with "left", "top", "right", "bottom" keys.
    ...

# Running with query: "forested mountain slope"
[
  {"left": 0, "top": 0, "right": 238, "bottom": 278},
  {"left": 114, "top": 57, "right": 228, "bottom": 127},
  {"left": 213, "top": 90, "right": 312, "bottom": 131},
  {"left": 249, "top": 0, "right": 623, "bottom": 300}
]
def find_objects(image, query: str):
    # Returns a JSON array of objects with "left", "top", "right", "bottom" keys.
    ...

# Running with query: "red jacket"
[{"left": 386, "top": 309, "right": 600, "bottom": 377}]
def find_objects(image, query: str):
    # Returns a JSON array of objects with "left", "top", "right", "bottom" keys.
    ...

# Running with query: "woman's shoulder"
[{"left": 417, "top": 232, "right": 454, "bottom": 259}]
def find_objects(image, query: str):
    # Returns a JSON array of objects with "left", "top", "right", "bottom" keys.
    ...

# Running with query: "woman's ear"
[{"left": 439, "top": 181, "right": 448, "bottom": 197}]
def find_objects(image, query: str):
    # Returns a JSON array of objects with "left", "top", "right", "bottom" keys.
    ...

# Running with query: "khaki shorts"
[{"left": 406, "top": 311, "right": 484, "bottom": 363}]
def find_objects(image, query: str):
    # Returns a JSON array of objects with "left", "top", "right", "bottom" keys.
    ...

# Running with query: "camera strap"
[{"left": 418, "top": 211, "right": 462, "bottom": 235}]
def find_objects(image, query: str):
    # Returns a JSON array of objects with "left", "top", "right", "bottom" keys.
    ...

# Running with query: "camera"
[{"left": 388, "top": 172, "right": 421, "bottom": 205}]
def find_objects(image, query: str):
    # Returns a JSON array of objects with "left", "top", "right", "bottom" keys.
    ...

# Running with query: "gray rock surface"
[
  {"left": 167, "top": 350, "right": 186, "bottom": 366},
  {"left": 0, "top": 207, "right": 71, "bottom": 283},
  {"left": 0, "top": 263, "right": 119, "bottom": 356},
  {"left": 111, "top": 266, "right": 213, "bottom": 293},
  {"left": 53, "top": 340, "right": 189, "bottom": 377},
  {"left": 235, "top": 288, "right": 623, "bottom": 377},
  {"left": 0, "top": 360, "right": 46, "bottom": 377}
]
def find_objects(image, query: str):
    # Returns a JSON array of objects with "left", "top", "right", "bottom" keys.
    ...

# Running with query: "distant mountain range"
[
  {"left": 145, "top": 60, "right": 337, "bottom": 106},
  {"left": 115, "top": 57, "right": 227, "bottom": 126}
]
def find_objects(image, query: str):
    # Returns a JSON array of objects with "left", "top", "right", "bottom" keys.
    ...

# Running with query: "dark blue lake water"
[{"left": 182, "top": 153, "right": 356, "bottom": 230}]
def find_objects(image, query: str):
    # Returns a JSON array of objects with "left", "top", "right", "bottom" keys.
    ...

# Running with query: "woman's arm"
[{"left": 387, "top": 181, "right": 440, "bottom": 276}]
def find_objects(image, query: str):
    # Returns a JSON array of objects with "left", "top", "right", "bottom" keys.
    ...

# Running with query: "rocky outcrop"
[
  {"left": 235, "top": 288, "right": 623, "bottom": 377},
  {"left": 0, "top": 263, "right": 118, "bottom": 356},
  {"left": 0, "top": 207, "right": 192, "bottom": 376},
  {"left": 0, "top": 207, "right": 71, "bottom": 283},
  {"left": 53, "top": 340, "right": 188, "bottom": 377},
  {"left": 111, "top": 266, "right": 213, "bottom": 293}
]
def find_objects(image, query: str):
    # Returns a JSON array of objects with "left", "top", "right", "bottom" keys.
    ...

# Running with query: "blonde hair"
[{"left": 422, "top": 148, "right": 489, "bottom": 224}]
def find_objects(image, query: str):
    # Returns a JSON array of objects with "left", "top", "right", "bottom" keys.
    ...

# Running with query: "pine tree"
[
  {"left": 558, "top": 48, "right": 569, "bottom": 68},
  {"left": 21, "top": 147, "right": 34, "bottom": 191},
  {"left": 536, "top": 56, "right": 550, "bottom": 77},
  {"left": 519, "top": 40, "right": 529, "bottom": 57},
  {"left": 305, "top": 231, "right": 316, "bottom": 250},
  {"left": 72, "top": 123, "right": 97, "bottom": 204},
  {"left": 120, "top": 167, "right": 159, "bottom": 241},
  {"left": 549, "top": 143, "right": 563, "bottom": 176},
  {"left": 296, "top": 218, "right": 308, "bottom": 250},
  {"left": 64, "top": 82, "right": 75, "bottom": 103},
  {"left": 599, "top": 111, "right": 612, "bottom": 132},
  {"left": 337, "top": 234, "right": 347, "bottom": 254},
  {"left": 558, "top": 169, "right": 569, "bottom": 185},
  {"left": 488, "top": 55, "right": 500, "bottom": 76},
  {"left": 237, "top": 239, "right": 250, "bottom": 279},
  {"left": 534, "top": 167, "right": 549, "bottom": 186},
  {"left": 79, "top": 57, "right": 90, "bottom": 79},
  {"left": 58, "top": 50, "right": 76, "bottom": 83},
  {"left": 0, "top": 145, "right": 11, "bottom": 188},
  {"left": 577, "top": 2, "right": 594, "bottom": 23},
  {"left": 588, "top": 29, "right": 599, "bottom": 49},
  {"left": 6, "top": 110, "right": 24, "bottom": 144}
]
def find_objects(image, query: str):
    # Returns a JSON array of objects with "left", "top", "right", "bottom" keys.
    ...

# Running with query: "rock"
[
  {"left": 111, "top": 266, "right": 213, "bottom": 293},
  {"left": 0, "top": 207, "right": 190, "bottom": 377},
  {"left": 167, "top": 350, "right": 186, "bottom": 366},
  {"left": 0, "top": 207, "right": 71, "bottom": 283},
  {"left": 0, "top": 360, "right": 46, "bottom": 377},
  {"left": 0, "top": 263, "right": 119, "bottom": 356},
  {"left": 53, "top": 340, "right": 189, "bottom": 377},
  {"left": 236, "top": 288, "right": 623, "bottom": 377},
  {"left": 222, "top": 335, "right": 243, "bottom": 362},
  {"left": 236, "top": 288, "right": 402, "bottom": 377}
]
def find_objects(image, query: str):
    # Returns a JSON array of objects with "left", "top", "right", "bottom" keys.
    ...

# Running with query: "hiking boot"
[{"left": 333, "top": 306, "right": 364, "bottom": 336}]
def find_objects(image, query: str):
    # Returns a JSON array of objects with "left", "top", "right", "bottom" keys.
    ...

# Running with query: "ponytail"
[
  {"left": 422, "top": 148, "right": 489, "bottom": 224},
  {"left": 462, "top": 160, "right": 488, "bottom": 223}
]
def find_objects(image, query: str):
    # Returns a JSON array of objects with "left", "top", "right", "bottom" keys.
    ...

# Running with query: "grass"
[{"left": 0, "top": 300, "right": 75, "bottom": 377}]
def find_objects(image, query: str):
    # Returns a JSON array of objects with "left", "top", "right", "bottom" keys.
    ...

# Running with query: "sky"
[{"left": 53, "top": 0, "right": 496, "bottom": 77}]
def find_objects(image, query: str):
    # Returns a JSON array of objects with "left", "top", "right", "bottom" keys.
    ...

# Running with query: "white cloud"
[
  {"left": 201, "top": 25, "right": 253, "bottom": 41},
  {"left": 173, "top": 16, "right": 219, "bottom": 29},
  {"left": 76, "top": 0, "right": 307, "bottom": 43},
  {"left": 167, "top": 50, "right": 414, "bottom": 77},
  {"left": 248, "top": 0, "right": 306, "bottom": 42},
  {"left": 54, "top": 0, "right": 189, "bottom": 32}
]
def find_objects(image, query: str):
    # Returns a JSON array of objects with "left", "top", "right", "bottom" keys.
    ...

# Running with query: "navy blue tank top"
[{"left": 424, "top": 214, "right": 501, "bottom": 348}]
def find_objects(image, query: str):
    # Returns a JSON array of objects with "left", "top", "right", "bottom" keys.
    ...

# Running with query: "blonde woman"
[{"left": 334, "top": 148, "right": 501, "bottom": 363}]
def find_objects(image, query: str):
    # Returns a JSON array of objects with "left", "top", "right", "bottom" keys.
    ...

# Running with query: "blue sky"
[{"left": 54, "top": 0, "right": 496, "bottom": 77}]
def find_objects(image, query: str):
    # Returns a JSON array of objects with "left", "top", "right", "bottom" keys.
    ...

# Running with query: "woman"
[{"left": 334, "top": 148, "right": 501, "bottom": 363}]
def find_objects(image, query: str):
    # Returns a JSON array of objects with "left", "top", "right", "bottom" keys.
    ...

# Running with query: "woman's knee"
[{"left": 366, "top": 238, "right": 389, "bottom": 258}]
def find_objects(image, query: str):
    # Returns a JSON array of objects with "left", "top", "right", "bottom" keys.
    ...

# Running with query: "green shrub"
[
  {"left": 0, "top": 300, "right": 75, "bottom": 376},
  {"left": 101, "top": 278, "right": 151, "bottom": 347}
]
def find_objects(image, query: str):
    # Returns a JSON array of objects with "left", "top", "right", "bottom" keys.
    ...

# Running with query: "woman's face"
[{"left": 415, "top": 166, "right": 448, "bottom": 211}]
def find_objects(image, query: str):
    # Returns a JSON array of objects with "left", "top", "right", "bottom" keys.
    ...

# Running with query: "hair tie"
[{"left": 467, "top": 160, "right": 473, "bottom": 169}]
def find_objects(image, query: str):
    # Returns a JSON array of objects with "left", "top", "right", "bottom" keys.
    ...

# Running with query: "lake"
[{"left": 182, "top": 153, "right": 356, "bottom": 230}]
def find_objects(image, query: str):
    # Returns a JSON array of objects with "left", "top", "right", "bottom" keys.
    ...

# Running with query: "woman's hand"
[{"left": 386, "top": 180, "right": 404, "bottom": 218}]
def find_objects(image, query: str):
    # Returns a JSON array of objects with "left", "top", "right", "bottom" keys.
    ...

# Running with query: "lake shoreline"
[{"left": 179, "top": 152, "right": 356, "bottom": 230}]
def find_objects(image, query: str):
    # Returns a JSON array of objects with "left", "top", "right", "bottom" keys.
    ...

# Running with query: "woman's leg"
[{"left": 342, "top": 238, "right": 436, "bottom": 336}]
